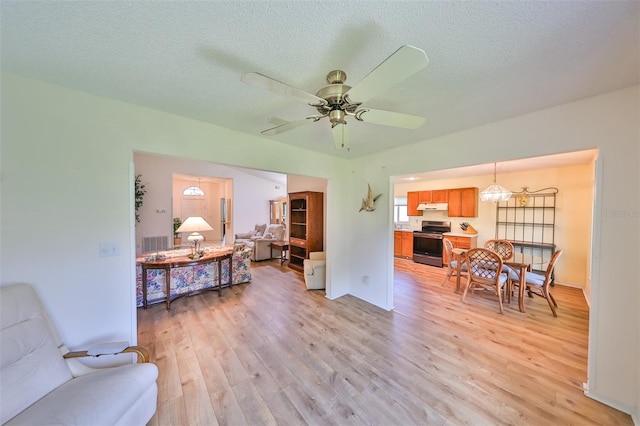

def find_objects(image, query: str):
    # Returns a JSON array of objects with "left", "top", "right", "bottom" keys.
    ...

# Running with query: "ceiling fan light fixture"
[
  {"left": 329, "top": 109, "right": 346, "bottom": 126},
  {"left": 480, "top": 163, "right": 512, "bottom": 203}
]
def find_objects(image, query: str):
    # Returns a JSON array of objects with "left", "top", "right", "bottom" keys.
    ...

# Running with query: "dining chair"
[
  {"left": 510, "top": 250, "right": 563, "bottom": 316},
  {"left": 461, "top": 248, "right": 509, "bottom": 314},
  {"left": 484, "top": 239, "right": 516, "bottom": 302},
  {"left": 483, "top": 239, "right": 514, "bottom": 261},
  {"left": 441, "top": 238, "right": 467, "bottom": 287}
]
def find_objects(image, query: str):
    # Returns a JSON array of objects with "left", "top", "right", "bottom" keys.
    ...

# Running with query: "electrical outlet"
[{"left": 361, "top": 275, "right": 370, "bottom": 284}]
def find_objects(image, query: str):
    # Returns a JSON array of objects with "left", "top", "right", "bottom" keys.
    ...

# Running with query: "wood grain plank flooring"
[{"left": 137, "top": 258, "right": 632, "bottom": 425}]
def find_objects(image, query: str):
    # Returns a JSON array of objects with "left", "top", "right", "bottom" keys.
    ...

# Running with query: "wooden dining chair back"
[
  {"left": 461, "top": 248, "right": 509, "bottom": 314},
  {"left": 442, "top": 238, "right": 467, "bottom": 287},
  {"left": 483, "top": 239, "right": 514, "bottom": 261},
  {"left": 512, "top": 250, "right": 563, "bottom": 316}
]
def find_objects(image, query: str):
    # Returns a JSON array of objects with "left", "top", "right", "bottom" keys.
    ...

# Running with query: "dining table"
[
  {"left": 452, "top": 247, "right": 468, "bottom": 294},
  {"left": 452, "top": 248, "right": 534, "bottom": 313}
]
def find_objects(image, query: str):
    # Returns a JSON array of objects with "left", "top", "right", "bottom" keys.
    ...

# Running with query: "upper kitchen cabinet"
[
  {"left": 407, "top": 191, "right": 420, "bottom": 216},
  {"left": 408, "top": 190, "right": 449, "bottom": 216},
  {"left": 447, "top": 187, "right": 478, "bottom": 217},
  {"left": 418, "top": 190, "right": 448, "bottom": 203}
]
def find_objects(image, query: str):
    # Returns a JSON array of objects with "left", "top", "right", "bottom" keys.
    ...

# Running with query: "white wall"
[
  {"left": 0, "top": 74, "right": 352, "bottom": 351},
  {"left": 394, "top": 162, "right": 594, "bottom": 289},
  {"left": 133, "top": 152, "right": 287, "bottom": 249},
  {"left": 1, "top": 74, "right": 637, "bottom": 418},
  {"left": 349, "top": 86, "right": 639, "bottom": 415}
]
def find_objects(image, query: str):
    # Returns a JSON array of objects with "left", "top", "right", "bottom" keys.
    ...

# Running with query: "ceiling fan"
[{"left": 241, "top": 45, "right": 429, "bottom": 150}]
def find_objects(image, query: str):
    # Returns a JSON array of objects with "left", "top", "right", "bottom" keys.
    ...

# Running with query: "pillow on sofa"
[
  {"left": 254, "top": 224, "right": 267, "bottom": 236},
  {"left": 264, "top": 224, "right": 285, "bottom": 241}
]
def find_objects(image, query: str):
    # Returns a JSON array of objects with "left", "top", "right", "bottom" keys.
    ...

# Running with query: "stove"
[{"left": 413, "top": 220, "right": 451, "bottom": 267}]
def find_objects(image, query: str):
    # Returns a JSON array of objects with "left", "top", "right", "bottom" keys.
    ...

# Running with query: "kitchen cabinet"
[
  {"left": 442, "top": 234, "right": 477, "bottom": 265},
  {"left": 447, "top": 187, "right": 478, "bottom": 217},
  {"left": 408, "top": 190, "right": 448, "bottom": 216},
  {"left": 407, "top": 191, "right": 420, "bottom": 216},
  {"left": 418, "top": 189, "right": 448, "bottom": 203},
  {"left": 394, "top": 231, "right": 414, "bottom": 259}
]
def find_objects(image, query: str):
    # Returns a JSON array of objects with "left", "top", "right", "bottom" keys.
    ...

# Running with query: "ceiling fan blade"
[
  {"left": 241, "top": 72, "right": 327, "bottom": 106},
  {"left": 331, "top": 123, "right": 349, "bottom": 150},
  {"left": 356, "top": 108, "right": 425, "bottom": 129},
  {"left": 267, "top": 116, "right": 289, "bottom": 126},
  {"left": 261, "top": 116, "right": 319, "bottom": 136},
  {"left": 345, "top": 45, "right": 429, "bottom": 103}
]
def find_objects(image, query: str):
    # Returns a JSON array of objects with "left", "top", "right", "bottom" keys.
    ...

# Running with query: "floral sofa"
[{"left": 136, "top": 244, "right": 252, "bottom": 307}]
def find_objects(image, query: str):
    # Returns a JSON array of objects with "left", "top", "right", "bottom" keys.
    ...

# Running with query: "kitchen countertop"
[
  {"left": 443, "top": 231, "right": 478, "bottom": 238},
  {"left": 394, "top": 229, "right": 416, "bottom": 232}
]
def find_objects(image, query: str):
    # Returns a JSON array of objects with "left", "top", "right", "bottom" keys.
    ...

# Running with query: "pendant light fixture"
[{"left": 480, "top": 163, "right": 512, "bottom": 203}]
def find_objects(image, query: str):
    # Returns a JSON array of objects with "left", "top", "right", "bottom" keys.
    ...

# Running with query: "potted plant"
[
  {"left": 173, "top": 217, "right": 183, "bottom": 246},
  {"left": 134, "top": 174, "right": 146, "bottom": 224}
]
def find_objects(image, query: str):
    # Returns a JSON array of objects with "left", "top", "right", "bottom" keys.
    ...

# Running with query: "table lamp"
[{"left": 175, "top": 216, "right": 214, "bottom": 259}]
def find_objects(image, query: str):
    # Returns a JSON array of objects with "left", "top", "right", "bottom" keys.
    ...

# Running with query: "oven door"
[{"left": 413, "top": 233, "right": 444, "bottom": 267}]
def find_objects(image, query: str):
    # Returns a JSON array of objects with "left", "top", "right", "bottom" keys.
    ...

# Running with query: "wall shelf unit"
[
  {"left": 288, "top": 191, "right": 323, "bottom": 272},
  {"left": 495, "top": 187, "right": 558, "bottom": 276}
]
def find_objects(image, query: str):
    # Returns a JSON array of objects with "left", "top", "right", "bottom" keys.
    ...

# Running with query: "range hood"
[{"left": 417, "top": 203, "right": 448, "bottom": 211}]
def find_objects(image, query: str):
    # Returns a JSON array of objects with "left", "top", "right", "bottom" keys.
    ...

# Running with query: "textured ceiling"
[{"left": 1, "top": 1, "right": 638, "bottom": 160}]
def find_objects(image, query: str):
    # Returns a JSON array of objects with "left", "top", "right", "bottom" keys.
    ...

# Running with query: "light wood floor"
[{"left": 138, "top": 258, "right": 632, "bottom": 425}]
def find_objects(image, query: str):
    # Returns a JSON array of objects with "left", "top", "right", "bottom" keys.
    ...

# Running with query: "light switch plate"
[{"left": 99, "top": 242, "right": 119, "bottom": 257}]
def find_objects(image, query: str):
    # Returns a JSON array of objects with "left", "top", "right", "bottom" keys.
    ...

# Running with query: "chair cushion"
[
  {"left": 234, "top": 231, "right": 255, "bottom": 239},
  {"left": 526, "top": 272, "right": 546, "bottom": 286},
  {"left": 1, "top": 285, "right": 73, "bottom": 424},
  {"left": 498, "top": 273, "right": 508, "bottom": 285},
  {"left": 449, "top": 260, "right": 468, "bottom": 271},
  {"left": 502, "top": 264, "right": 521, "bottom": 281},
  {"left": 6, "top": 363, "right": 158, "bottom": 426}
]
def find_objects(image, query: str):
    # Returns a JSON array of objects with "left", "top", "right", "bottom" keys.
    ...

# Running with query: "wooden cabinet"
[
  {"left": 418, "top": 190, "right": 431, "bottom": 203},
  {"left": 394, "top": 231, "right": 414, "bottom": 259},
  {"left": 407, "top": 191, "right": 420, "bottom": 216},
  {"left": 418, "top": 189, "right": 448, "bottom": 203},
  {"left": 442, "top": 235, "right": 477, "bottom": 265},
  {"left": 447, "top": 187, "right": 478, "bottom": 217},
  {"left": 288, "top": 191, "right": 323, "bottom": 272},
  {"left": 408, "top": 189, "right": 450, "bottom": 216},
  {"left": 394, "top": 232, "right": 402, "bottom": 257},
  {"left": 401, "top": 232, "right": 413, "bottom": 258}
]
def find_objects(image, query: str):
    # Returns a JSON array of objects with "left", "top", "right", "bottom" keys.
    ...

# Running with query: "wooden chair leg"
[
  {"left": 543, "top": 290, "right": 558, "bottom": 317},
  {"left": 441, "top": 271, "right": 452, "bottom": 286},
  {"left": 461, "top": 281, "right": 471, "bottom": 302},
  {"left": 496, "top": 286, "right": 504, "bottom": 314}
]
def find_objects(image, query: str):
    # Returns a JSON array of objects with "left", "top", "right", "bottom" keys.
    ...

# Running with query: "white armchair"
[
  {"left": 1, "top": 284, "right": 158, "bottom": 425},
  {"left": 304, "top": 251, "right": 326, "bottom": 290}
]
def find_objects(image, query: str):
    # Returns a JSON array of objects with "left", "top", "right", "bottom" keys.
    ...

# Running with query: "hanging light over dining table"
[{"left": 480, "top": 163, "right": 512, "bottom": 202}]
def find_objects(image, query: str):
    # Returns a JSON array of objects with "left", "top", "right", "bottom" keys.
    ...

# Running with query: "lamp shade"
[
  {"left": 480, "top": 162, "right": 512, "bottom": 203},
  {"left": 175, "top": 216, "right": 213, "bottom": 233},
  {"left": 479, "top": 184, "right": 512, "bottom": 202}
]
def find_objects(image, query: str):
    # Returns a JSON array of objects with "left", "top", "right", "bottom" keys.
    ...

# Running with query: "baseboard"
[
  {"left": 554, "top": 282, "right": 590, "bottom": 308},
  {"left": 584, "top": 389, "right": 636, "bottom": 419}
]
